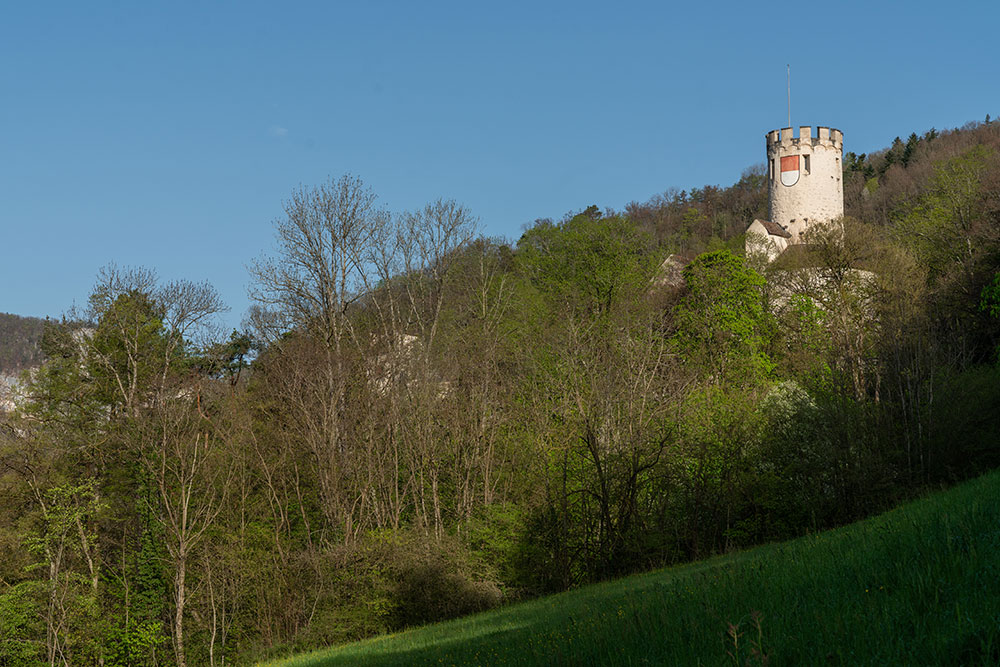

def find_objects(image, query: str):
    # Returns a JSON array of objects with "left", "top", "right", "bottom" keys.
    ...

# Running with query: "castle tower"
[{"left": 766, "top": 126, "right": 844, "bottom": 242}]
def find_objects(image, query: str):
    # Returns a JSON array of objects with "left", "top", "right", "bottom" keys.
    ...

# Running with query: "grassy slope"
[{"left": 269, "top": 470, "right": 1000, "bottom": 666}]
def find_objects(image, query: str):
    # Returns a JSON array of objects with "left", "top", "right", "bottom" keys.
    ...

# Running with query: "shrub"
[{"left": 388, "top": 535, "right": 501, "bottom": 629}]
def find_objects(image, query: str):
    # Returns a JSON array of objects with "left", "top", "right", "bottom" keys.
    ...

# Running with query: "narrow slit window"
[{"left": 803, "top": 154, "right": 811, "bottom": 174}]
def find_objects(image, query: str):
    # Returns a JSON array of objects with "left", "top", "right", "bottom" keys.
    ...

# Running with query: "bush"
[{"left": 388, "top": 536, "right": 501, "bottom": 629}]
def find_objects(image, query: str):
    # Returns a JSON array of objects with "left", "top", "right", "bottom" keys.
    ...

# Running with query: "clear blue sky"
[{"left": 2, "top": 1, "right": 997, "bottom": 329}]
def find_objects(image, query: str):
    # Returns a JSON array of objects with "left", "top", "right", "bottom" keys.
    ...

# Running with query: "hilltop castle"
[{"left": 746, "top": 126, "right": 844, "bottom": 262}]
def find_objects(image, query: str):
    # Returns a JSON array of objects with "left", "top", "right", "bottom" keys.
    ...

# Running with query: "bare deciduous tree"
[
  {"left": 249, "top": 176, "right": 390, "bottom": 539},
  {"left": 249, "top": 177, "right": 483, "bottom": 542},
  {"left": 249, "top": 174, "right": 386, "bottom": 345}
]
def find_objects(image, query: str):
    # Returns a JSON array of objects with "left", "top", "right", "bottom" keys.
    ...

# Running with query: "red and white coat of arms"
[{"left": 780, "top": 155, "right": 800, "bottom": 186}]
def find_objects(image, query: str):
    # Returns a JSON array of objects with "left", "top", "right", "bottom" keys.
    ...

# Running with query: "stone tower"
[{"left": 766, "top": 126, "right": 843, "bottom": 242}]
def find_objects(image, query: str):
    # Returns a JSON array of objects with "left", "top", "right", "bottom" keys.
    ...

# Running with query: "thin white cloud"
[{"left": 269, "top": 126, "right": 289, "bottom": 138}]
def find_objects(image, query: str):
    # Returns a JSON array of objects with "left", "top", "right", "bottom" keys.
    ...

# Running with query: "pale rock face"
[
  {"left": 765, "top": 126, "right": 844, "bottom": 244},
  {"left": 0, "top": 374, "right": 22, "bottom": 413}
]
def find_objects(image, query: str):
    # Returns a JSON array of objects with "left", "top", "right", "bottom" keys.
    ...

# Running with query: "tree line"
[{"left": 2, "top": 121, "right": 1000, "bottom": 665}]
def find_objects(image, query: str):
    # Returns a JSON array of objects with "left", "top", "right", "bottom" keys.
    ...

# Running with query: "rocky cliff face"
[{"left": 0, "top": 374, "right": 22, "bottom": 413}]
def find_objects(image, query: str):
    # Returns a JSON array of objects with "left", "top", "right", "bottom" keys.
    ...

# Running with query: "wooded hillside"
[
  {"left": 1, "top": 119, "right": 999, "bottom": 666},
  {"left": 0, "top": 312, "right": 46, "bottom": 374}
]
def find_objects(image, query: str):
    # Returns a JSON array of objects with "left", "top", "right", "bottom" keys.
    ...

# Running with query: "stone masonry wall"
[{"left": 766, "top": 126, "right": 844, "bottom": 242}]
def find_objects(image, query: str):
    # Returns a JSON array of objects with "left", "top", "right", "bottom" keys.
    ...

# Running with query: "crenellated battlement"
[
  {"left": 764, "top": 123, "right": 845, "bottom": 244},
  {"left": 748, "top": 121, "right": 846, "bottom": 261},
  {"left": 766, "top": 126, "right": 843, "bottom": 151}
]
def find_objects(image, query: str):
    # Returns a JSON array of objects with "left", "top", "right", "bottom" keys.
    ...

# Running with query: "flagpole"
[{"left": 787, "top": 64, "right": 791, "bottom": 128}]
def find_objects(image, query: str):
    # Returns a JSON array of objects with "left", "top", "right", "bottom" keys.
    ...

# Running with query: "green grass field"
[{"left": 267, "top": 470, "right": 1000, "bottom": 666}]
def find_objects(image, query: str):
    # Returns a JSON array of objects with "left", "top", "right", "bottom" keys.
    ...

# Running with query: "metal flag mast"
[{"left": 787, "top": 64, "right": 791, "bottom": 128}]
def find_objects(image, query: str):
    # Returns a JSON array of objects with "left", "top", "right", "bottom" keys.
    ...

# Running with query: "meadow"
[{"left": 269, "top": 468, "right": 1000, "bottom": 666}]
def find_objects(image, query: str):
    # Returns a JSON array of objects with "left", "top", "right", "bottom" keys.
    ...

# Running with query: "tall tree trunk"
[{"left": 173, "top": 553, "right": 187, "bottom": 667}]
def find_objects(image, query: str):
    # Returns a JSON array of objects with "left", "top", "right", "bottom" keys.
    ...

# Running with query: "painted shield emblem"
[{"left": 780, "top": 155, "right": 800, "bottom": 186}]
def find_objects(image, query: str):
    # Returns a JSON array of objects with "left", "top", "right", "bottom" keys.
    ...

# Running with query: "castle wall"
[
  {"left": 745, "top": 219, "right": 789, "bottom": 263},
  {"left": 766, "top": 126, "right": 844, "bottom": 242}
]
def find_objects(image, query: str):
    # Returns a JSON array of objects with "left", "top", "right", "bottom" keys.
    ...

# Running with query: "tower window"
[{"left": 803, "top": 154, "right": 811, "bottom": 174}]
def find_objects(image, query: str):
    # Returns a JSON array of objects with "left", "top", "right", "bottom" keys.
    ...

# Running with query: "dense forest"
[{"left": 2, "top": 119, "right": 999, "bottom": 666}]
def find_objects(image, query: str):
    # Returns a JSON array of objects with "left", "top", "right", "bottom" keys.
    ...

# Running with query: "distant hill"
[{"left": 0, "top": 312, "right": 47, "bottom": 375}]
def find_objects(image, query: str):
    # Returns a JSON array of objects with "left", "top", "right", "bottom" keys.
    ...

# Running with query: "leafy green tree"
[
  {"left": 192, "top": 330, "right": 253, "bottom": 387},
  {"left": 673, "top": 250, "right": 772, "bottom": 385},
  {"left": 515, "top": 210, "right": 657, "bottom": 315},
  {"left": 680, "top": 206, "right": 708, "bottom": 242},
  {"left": 23, "top": 480, "right": 106, "bottom": 665},
  {"left": 896, "top": 146, "right": 997, "bottom": 287},
  {"left": 88, "top": 289, "right": 172, "bottom": 416}
]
